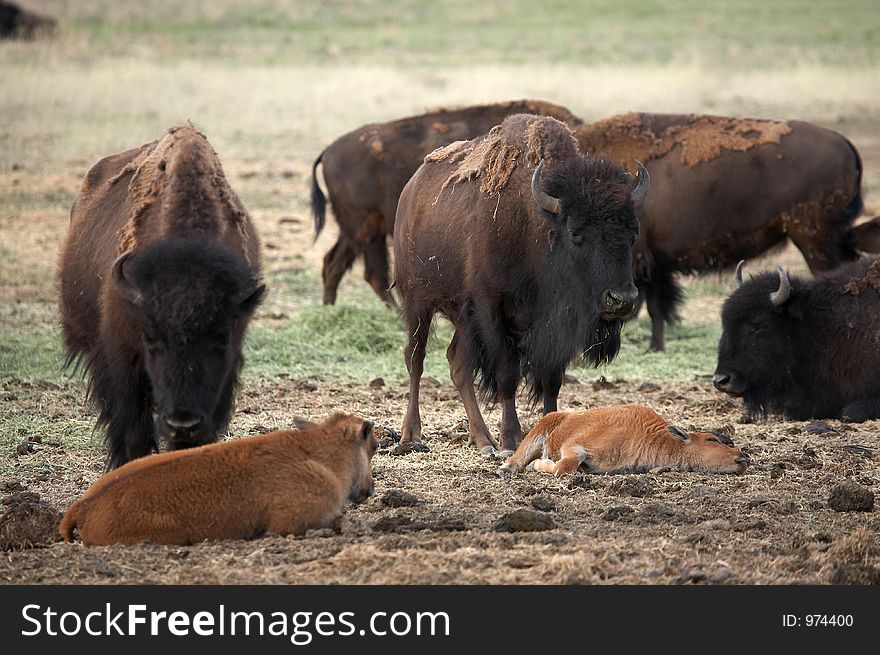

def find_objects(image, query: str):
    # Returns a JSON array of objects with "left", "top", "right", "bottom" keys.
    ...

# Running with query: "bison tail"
[
  {"left": 311, "top": 150, "right": 327, "bottom": 239},
  {"left": 59, "top": 503, "right": 80, "bottom": 543}
]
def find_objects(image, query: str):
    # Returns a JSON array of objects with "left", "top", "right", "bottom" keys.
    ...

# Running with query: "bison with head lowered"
[
  {"left": 58, "top": 125, "right": 265, "bottom": 469},
  {"left": 393, "top": 114, "right": 647, "bottom": 454},
  {"left": 713, "top": 258, "right": 880, "bottom": 422}
]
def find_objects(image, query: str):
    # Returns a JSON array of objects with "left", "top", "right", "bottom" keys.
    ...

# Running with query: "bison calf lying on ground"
[
  {"left": 500, "top": 404, "right": 748, "bottom": 476},
  {"left": 60, "top": 413, "right": 377, "bottom": 546},
  {"left": 58, "top": 125, "right": 264, "bottom": 469},
  {"left": 714, "top": 258, "right": 880, "bottom": 422}
]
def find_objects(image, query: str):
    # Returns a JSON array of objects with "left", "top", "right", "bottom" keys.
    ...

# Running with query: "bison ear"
[
  {"left": 667, "top": 425, "right": 690, "bottom": 443},
  {"left": 293, "top": 416, "right": 317, "bottom": 431},
  {"left": 112, "top": 250, "right": 144, "bottom": 307},
  {"left": 361, "top": 421, "right": 375, "bottom": 441}
]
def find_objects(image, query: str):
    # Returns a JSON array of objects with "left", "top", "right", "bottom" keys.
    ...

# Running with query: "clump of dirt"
[
  {"left": 610, "top": 477, "right": 654, "bottom": 497},
  {"left": 0, "top": 491, "right": 63, "bottom": 551},
  {"left": 821, "top": 529, "right": 880, "bottom": 584},
  {"left": 495, "top": 508, "right": 556, "bottom": 532},
  {"left": 529, "top": 495, "right": 556, "bottom": 511},
  {"left": 381, "top": 489, "right": 420, "bottom": 508},
  {"left": 828, "top": 481, "right": 875, "bottom": 512}
]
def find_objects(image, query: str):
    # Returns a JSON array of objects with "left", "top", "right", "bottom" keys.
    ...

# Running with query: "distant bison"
[
  {"left": 501, "top": 404, "right": 748, "bottom": 476},
  {"left": 60, "top": 413, "right": 377, "bottom": 546},
  {"left": 311, "top": 100, "right": 583, "bottom": 305},
  {"left": 0, "top": 1, "right": 56, "bottom": 39},
  {"left": 575, "top": 112, "right": 869, "bottom": 351},
  {"left": 394, "top": 114, "right": 646, "bottom": 454},
  {"left": 58, "top": 125, "right": 265, "bottom": 469},
  {"left": 713, "top": 258, "right": 880, "bottom": 422}
]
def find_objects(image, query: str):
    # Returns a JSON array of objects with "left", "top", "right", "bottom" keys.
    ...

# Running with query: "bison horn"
[
  {"left": 630, "top": 160, "right": 650, "bottom": 205},
  {"left": 734, "top": 260, "right": 745, "bottom": 288},
  {"left": 770, "top": 265, "right": 791, "bottom": 306},
  {"left": 531, "top": 160, "right": 561, "bottom": 215},
  {"left": 111, "top": 250, "right": 143, "bottom": 306}
]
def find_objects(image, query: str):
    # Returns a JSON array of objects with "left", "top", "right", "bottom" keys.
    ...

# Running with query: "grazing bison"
[
  {"left": 574, "top": 112, "right": 868, "bottom": 351},
  {"left": 60, "top": 413, "right": 377, "bottom": 546},
  {"left": 58, "top": 125, "right": 265, "bottom": 469},
  {"left": 394, "top": 114, "right": 646, "bottom": 454},
  {"left": 500, "top": 404, "right": 748, "bottom": 476},
  {"left": 0, "top": 1, "right": 56, "bottom": 39},
  {"left": 311, "top": 99, "right": 583, "bottom": 305},
  {"left": 713, "top": 258, "right": 880, "bottom": 422}
]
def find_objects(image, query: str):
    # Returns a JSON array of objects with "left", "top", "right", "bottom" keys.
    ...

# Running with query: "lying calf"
[
  {"left": 60, "top": 413, "right": 377, "bottom": 545},
  {"left": 501, "top": 404, "right": 748, "bottom": 476}
]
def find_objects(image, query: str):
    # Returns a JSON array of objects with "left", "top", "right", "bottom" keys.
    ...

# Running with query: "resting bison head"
[
  {"left": 669, "top": 427, "right": 749, "bottom": 475},
  {"left": 112, "top": 239, "right": 265, "bottom": 450},
  {"left": 713, "top": 262, "right": 798, "bottom": 416},
  {"left": 532, "top": 158, "right": 647, "bottom": 320}
]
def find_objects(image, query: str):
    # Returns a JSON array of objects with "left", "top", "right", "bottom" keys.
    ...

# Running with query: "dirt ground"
[{"left": 1, "top": 126, "right": 879, "bottom": 585}]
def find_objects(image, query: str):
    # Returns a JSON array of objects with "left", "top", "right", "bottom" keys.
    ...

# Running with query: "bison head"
[
  {"left": 112, "top": 239, "right": 265, "bottom": 450},
  {"left": 669, "top": 427, "right": 749, "bottom": 475},
  {"left": 532, "top": 158, "right": 645, "bottom": 321},
  {"left": 713, "top": 263, "right": 800, "bottom": 417}
]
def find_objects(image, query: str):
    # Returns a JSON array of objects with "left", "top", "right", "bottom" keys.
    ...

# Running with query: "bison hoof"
[
  {"left": 480, "top": 445, "right": 498, "bottom": 457},
  {"left": 498, "top": 449, "right": 514, "bottom": 458}
]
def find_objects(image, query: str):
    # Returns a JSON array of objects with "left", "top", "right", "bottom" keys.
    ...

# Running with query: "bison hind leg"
[
  {"left": 321, "top": 237, "right": 358, "bottom": 305},
  {"left": 841, "top": 398, "right": 880, "bottom": 423},
  {"left": 640, "top": 269, "right": 684, "bottom": 352}
]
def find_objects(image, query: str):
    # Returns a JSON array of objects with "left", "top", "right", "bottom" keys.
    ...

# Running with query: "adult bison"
[
  {"left": 394, "top": 114, "right": 646, "bottom": 454},
  {"left": 574, "top": 112, "right": 868, "bottom": 351},
  {"left": 58, "top": 125, "right": 265, "bottom": 469},
  {"left": 0, "top": 1, "right": 56, "bottom": 39},
  {"left": 713, "top": 258, "right": 880, "bottom": 422},
  {"left": 311, "top": 99, "right": 583, "bottom": 306}
]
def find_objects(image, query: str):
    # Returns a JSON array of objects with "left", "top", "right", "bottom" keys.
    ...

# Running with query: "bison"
[
  {"left": 60, "top": 413, "right": 377, "bottom": 546},
  {"left": 0, "top": 1, "right": 56, "bottom": 39},
  {"left": 713, "top": 258, "right": 880, "bottom": 422},
  {"left": 311, "top": 99, "right": 583, "bottom": 306},
  {"left": 58, "top": 125, "right": 265, "bottom": 469},
  {"left": 500, "top": 404, "right": 748, "bottom": 476},
  {"left": 393, "top": 114, "right": 647, "bottom": 454},
  {"left": 574, "top": 112, "right": 869, "bottom": 351}
]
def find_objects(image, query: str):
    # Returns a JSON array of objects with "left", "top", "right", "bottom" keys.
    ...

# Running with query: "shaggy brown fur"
[
  {"left": 311, "top": 99, "right": 583, "bottom": 306},
  {"left": 60, "top": 414, "right": 378, "bottom": 546},
  {"left": 58, "top": 124, "right": 264, "bottom": 469},
  {"left": 501, "top": 405, "right": 748, "bottom": 476}
]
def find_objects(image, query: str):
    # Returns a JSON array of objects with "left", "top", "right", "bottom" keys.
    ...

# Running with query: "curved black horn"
[
  {"left": 630, "top": 160, "right": 650, "bottom": 205},
  {"left": 111, "top": 250, "right": 142, "bottom": 306},
  {"left": 770, "top": 265, "right": 791, "bottom": 306},
  {"left": 531, "top": 160, "right": 560, "bottom": 215},
  {"left": 734, "top": 260, "right": 745, "bottom": 288}
]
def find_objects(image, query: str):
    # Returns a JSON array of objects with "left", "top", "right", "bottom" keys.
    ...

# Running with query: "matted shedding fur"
[
  {"left": 111, "top": 125, "right": 251, "bottom": 259},
  {"left": 576, "top": 112, "right": 792, "bottom": 170},
  {"left": 427, "top": 115, "right": 579, "bottom": 196},
  {"left": 842, "top": 258, "right": 880, "bottom": 296}
]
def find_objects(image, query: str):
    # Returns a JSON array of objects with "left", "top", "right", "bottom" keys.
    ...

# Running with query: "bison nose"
[
  {"left": 713, "top": 372, "right": 732, "bottom": 392},
  {"left": 165, "top": 413, "right": 203, "bottom": 432},
  {"left": 604, "top": 287, "right": 638, "bottom": 318}
]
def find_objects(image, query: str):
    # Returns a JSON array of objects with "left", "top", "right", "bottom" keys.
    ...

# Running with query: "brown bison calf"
[
  {"left": 501, "top": 405, "right": 748, "bottom": 476},
  {"left": 60, "top": 413, "right": 377, "bottom": 546}
]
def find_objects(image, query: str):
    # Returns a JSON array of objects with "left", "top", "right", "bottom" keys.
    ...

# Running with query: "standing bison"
[
  {"left": 58, "top": 125, "right": 265, "bottom": 469},
  {"left": 713, "top": 258, "right": 880, "bottom": 422},
  {"left": 394, "top": 114, "right": 646, "bottom": 454},
  {"left": 311, "top": 99, "right": 583, "bottom": 306},
  {"left": 575, "top": 112, "right": 868, "bottom": 351}
]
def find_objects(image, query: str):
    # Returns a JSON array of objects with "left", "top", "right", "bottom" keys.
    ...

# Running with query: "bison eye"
[
  {"left": 706, "top": 437, "right": 719, "bottom": 443},
  {"left": 569, "top": 230, "right": 584, "bottom": 246}
]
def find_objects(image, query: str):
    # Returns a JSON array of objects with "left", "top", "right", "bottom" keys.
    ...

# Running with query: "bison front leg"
[
  {"left": 542, "top": 368, "right": 563, "bottom": 415},
  {"left": 401, "top": 310, "right": 432, "bottom": 451},
  {"left": 446, "top": 333, "right": 499, "bottom": 454}
]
